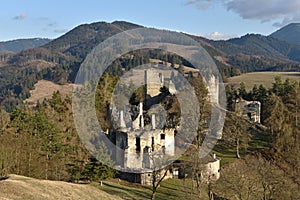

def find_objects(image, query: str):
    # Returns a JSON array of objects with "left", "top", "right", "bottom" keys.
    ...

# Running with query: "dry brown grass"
[
  {"left": 0, "top": 174, "right": 121, "bottom": 200},
  {"left": 24, "top": 80, "right": 74, "bottom": 106},
  {"left": 227, "top": 72, "right": 300, "bottom": 90}
]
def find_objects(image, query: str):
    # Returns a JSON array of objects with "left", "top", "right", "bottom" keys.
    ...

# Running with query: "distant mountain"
[
  {"left": 0, "top": 38, "right": 51, "bottom": 54},
  {"left": 270, "top": 23, "right": 300, "bottom": 45},
  {"left": 44, "top": 21, "right": 142, "bottom": 58},
  {"left": 1, "top": 20, "right": 300, "bottom": 110},
  {"left": 225, "top": 33, "right": 300, "bottom": 62}
]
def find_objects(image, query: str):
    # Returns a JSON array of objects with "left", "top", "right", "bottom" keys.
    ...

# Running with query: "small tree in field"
[
  {"left": 223, "top": 112, "right": 250, "bottom": 159},
  {"left": 149, "top": 150, "right": 173, "bottom": 200}
]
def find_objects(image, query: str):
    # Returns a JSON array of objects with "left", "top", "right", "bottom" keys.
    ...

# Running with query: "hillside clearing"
[
  {"left": 227, "top": 72, "right": 300, "bottom": 90},
  {"left": 24, "top": 80, "right": 74, "bottom": 106}
]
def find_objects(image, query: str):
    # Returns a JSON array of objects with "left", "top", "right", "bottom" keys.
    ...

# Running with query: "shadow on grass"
[
  {"left": 283, "top": 73, "right": 300, "bottom": 77},
  {"left": 248, "top": 131, "right": 272, "bottom": 153},
  {"left": 100, "top": 179, "right": 197, "bottom": 200},
  {"left": 0, "top": 176, "right": 9, "bottom": 181},
  {"left": 157, "top": 179, "right": 200, "bottom": 199},
  {"left": 102, "top": 181, "right": 151, "bottom": 199}
]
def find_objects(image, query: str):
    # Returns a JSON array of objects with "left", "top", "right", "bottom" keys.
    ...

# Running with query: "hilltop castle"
[{"left": 109, "top": 67, "right": 221, "bottom": 184}]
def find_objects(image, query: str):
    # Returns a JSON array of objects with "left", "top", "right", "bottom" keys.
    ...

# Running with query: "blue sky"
[{"left": 1, "top": 0, "right": 300, "bottom": 41}]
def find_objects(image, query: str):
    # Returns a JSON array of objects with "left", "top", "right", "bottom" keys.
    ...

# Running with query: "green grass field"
[
  {"left": 96, "top": 178, "right": 208, "bottom": 200},
  {"left": 213, "top": 126, "right": 272, "bottom": 166},
  {"left": 227, "top": 72, "right": 300, "bottom": 90}
]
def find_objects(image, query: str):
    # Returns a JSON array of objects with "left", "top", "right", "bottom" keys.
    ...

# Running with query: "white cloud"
[
  {"left": 272, "top": 12, "right": 300, "bottom": 27},
  {"left": 200, "top": 32, "right": 237, "bottom": 40},
  {"left": 13, "top": 13, "right": 27, "bottom": 20},
  {"left": 54, "top": 29, "right": 69, "bottom": 34},
  {"left": 226, "top": 0, "right": 300, "bottom": 26},
  {"left": 186, "top": 0, "right": 219, "bottom": 10},
  {"left": 186, "top": 0, "right": 300, "bottom": 27}
]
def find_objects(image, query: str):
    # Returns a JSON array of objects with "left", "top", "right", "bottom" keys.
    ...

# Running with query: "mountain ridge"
[
  {"left": 0, "top": 20, "right": 300, "bottom": 110},
  {"left": 226, "top": 33, "right": 300, "bottom": 62},
  {"left": 0, "top": 38, "right": 51, "bottom": 54},
  {"left": 270, "top": 23, "right": 300, "bottom": 45}
]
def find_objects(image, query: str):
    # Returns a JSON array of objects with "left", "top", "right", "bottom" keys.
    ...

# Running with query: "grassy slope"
[
  {"left": 0, "top": 174, "right": 121, "bottom": 200},
  {"left": 0, "top": 175, "right": 210, "bottom": 200},
  {"left": 97, "top": 178, "right": 208, "bottom": 200},
  {"left": 227, "top": 72, "right": 300, "bottom": 90},
  {"left": 213, "top": 130, "right": 272, "bottom": 166},
  {"left": 24, "top": 80, "right": 74, "bottom": 105}
]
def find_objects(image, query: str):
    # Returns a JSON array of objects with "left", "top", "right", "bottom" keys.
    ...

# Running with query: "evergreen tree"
[
  {"left": 238, "top": 82, "right": 248, "bottom": 99},
  {"left": 83, "top": 141, "right": 115, "bottom": 182}
]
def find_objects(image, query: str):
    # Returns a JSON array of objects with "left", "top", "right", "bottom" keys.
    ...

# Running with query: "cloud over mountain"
[
  {"left": 200, "top": 31, "right": 237, "bottom": 40},
  {"left": 187, "top": 0, "right": 300, "bottom": 27},
  {"left": 226, "top": 0, "right": 300, "bottom": 27}
]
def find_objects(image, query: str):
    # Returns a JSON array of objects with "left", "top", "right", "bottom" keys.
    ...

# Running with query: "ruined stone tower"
[{"left": 145, "top": 69, "right": 164, "bottom": 97}]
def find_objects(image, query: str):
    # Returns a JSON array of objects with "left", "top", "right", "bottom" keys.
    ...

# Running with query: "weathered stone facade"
[
  {"left": 178, "top": 153, "right": 221, "bottom": 183},
  {"left": 109, "top": 68, "right": 222, "bottom": 185},
  {"left": 145, "top": 69, "right": 164, "bottom": 97},
  {"left": 111, "top": 68, "right": 177, "bottom": 185},
  {"left": 207, "top": 75, "right": 219, "bottom": 104},
  {"left": 235, "top": 99, "right": 261, "bottom": 123},
  {"left": 200, "top": 153, "right": 221, "bottom": 183},
  {"left": 145, "top": 68, "right": 177, "bottom": 97},
  {"left": 115, "top": 102, "right": 175, "bottom": 170}
]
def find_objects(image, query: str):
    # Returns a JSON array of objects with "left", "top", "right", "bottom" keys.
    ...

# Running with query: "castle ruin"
[
  {"left": 109, "top": 67, "right": 221, "bottom": 184},
  {"left": 235, "top": 99, "right": 261, "bottom": 123}
]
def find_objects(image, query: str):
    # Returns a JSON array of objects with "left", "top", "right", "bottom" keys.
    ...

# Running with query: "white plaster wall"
[{"left": 203, "top": 159, "right": 220, "bottom": 181}]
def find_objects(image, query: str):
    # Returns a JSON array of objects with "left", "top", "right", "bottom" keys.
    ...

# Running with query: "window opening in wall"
[
  {"left": 136, "top": 137, "right": 141, "bottom": 152},
  {"left": 151, "top": 137, "right": 154, "bottom": 151}
]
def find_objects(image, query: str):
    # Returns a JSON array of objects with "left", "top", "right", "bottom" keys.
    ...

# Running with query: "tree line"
[{"left": 0, "top": 91, "right": 115, "bottom": 182}]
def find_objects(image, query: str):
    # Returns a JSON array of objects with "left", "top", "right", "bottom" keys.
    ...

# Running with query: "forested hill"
[
  {"left": 0, "top": 21, "right": 142, "bottom": 110},
  {"left": 226, "top": 33, "right": 300, "bottom": 62},
  {"left": 43, "top": 21, "right": 142, "bottom": 58},
  {"left": 270, "top": 23, "right": 300, "bottom": 45},
  {"left": 0, "top": 21, "right": 300, "bottom": 110},
  {"left": 0, "top": 38, "right": 51, "bottom": 54}
]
